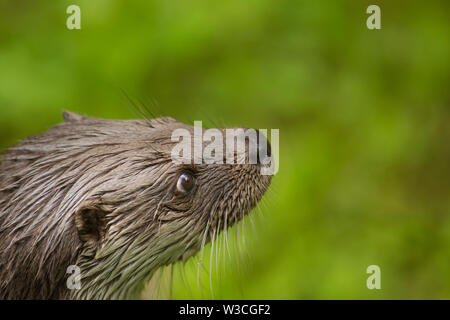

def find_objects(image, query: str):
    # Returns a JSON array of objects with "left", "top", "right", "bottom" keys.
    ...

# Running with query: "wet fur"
[{"left": 0, "top": 112, "right": 271, "bottom": 299}]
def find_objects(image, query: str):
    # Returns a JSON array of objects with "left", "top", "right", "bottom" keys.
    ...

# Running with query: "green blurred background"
[{"left": 1, "top": 0, "right": 450, "bottom": 299}]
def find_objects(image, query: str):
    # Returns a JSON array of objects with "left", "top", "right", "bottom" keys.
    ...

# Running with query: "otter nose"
[{"left": 256, "top": 130, "right": 271, "bottom": 165}]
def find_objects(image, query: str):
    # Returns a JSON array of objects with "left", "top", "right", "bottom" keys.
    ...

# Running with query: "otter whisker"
[
  {"left": 145, "top": 96, "right": 163, "bottom": 118},
  {"left": 256, "top": 202, "right": 266, "bottom": 221},
  {"left": 241, "top": 216, "right": 251, "bottom": 264},
  {"left": 197, "top": 219, "right": 211, "bottom": 299},
  {"left": 137, "top": 97, "right": 157, "bottom": 119},
  {"left": 209, "top": 226, "right": 216, "bottom": 299},
  {"left": 215, "top": 222, "right": 221, "bottom": 283},
  {"left": 179, "top": 261, "right": 194, "bottom": 299},
  {"left": 118, "top": 87, "right": 151, "bottom": 124},
  {"left": 167, "top": 264, "right": 174, "bottom": 300},
  {"left": 233, "top": 225, "right": 243, "bottom": 279},
  {"left": 224, "top": 209, "right": 232, "bottom": 263}
]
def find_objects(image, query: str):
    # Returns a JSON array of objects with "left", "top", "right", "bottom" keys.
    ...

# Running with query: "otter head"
[{"left": 0, "top": 111, "right": 273, "bottom": 299}]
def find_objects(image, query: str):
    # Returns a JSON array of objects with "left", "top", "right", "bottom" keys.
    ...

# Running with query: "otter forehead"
[
  {"left": 0, "top": 112, "right": 272, "bottom": 300},
  {"left": 55, "top": 112, "right": 190, "bottom": 150}
]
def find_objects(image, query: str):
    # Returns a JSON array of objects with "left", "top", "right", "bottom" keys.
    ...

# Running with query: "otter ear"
[
  {"left": 74, "top": 202, "right": 108, "bottom": 244},
  {"left": 63, "top": 111, "right": 85, "bottom": 122}
]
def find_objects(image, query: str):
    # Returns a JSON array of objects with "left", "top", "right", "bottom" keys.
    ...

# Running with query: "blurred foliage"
[{"left": 1, "top": 0, "right": 450, "bottom": 299}]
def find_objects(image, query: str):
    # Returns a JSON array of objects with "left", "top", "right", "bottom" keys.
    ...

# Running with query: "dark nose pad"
[{"left": 256, "top": 130, "right": 272, "bottom": 165}]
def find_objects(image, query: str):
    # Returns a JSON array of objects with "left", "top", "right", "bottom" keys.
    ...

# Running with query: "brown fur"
[{"left": 0, "top": 112, "right": 271, "bottom": 299}]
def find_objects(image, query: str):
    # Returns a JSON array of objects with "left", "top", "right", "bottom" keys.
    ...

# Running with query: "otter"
[{"left": 0, "top": 111, "right": 272, "bottom": 299}]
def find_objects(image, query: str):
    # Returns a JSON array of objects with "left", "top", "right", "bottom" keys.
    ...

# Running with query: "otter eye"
[{"left": 176, "top": 172, "right": 195, "bottom": 194}]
